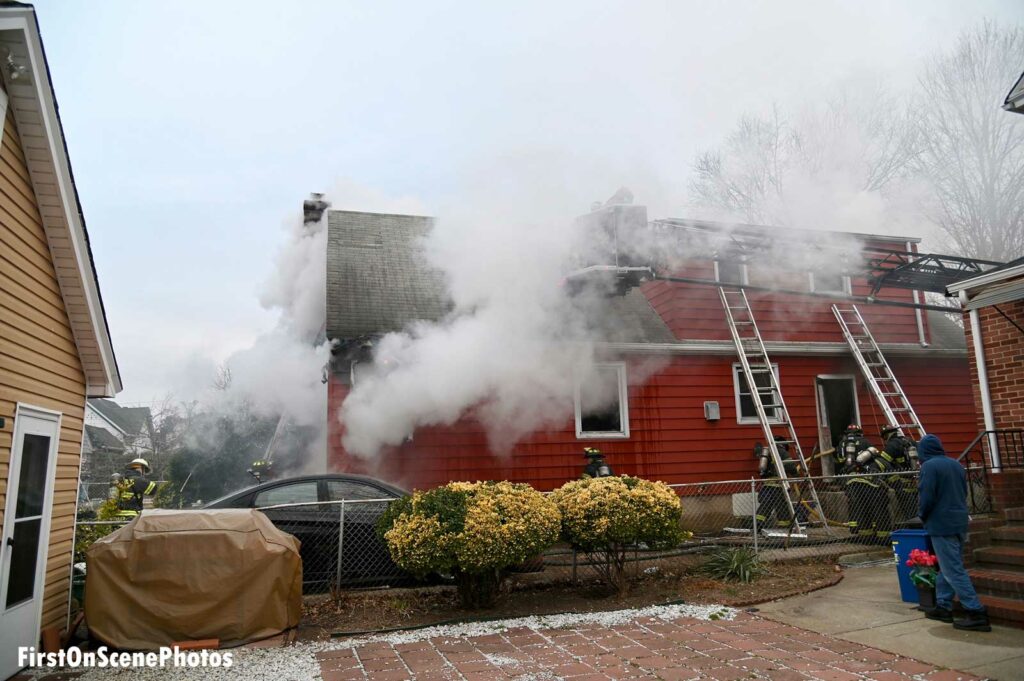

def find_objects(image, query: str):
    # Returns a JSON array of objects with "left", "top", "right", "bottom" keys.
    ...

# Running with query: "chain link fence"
[{"left": 70, "top": 466, "right": 994, "bottom": 598}]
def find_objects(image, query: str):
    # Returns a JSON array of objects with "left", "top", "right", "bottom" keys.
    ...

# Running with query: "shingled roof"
[
  {"left": 83, "top": 424, "right": 125, "bottom": 453},
  {"left": 88, "top": 398, "right": 152, "bottom": 437},
  {"left": 325, "top": 210, "right": 676, "bottom": 344}
]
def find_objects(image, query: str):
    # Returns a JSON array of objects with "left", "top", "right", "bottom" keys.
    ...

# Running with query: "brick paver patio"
[{"left": 317, "top": 613, "right": 984, "bottom": 681}]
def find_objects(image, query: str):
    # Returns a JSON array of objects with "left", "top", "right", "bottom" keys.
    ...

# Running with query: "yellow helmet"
[{"left": 128, "top": 458, "right": 150, "bottom": 473}]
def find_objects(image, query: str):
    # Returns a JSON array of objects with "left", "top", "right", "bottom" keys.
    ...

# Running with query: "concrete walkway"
[{"left": 757, "top": 564, "right": 1024, "bottom": 681}]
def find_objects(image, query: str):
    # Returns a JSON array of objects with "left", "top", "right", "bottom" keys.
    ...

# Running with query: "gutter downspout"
[
  {"left": 908, "top": 241, "right": 928, "bottom": 347},
  {"left": 962, "top": 290, "right": 1001, "bottom": 472}
]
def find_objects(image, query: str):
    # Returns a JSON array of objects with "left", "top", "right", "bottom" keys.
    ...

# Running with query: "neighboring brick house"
[
  {"left": 0, "top": 3, "right": 121, "bottom": 676},
  {"left": 947, "top": 258, "right": 1024, "bottom": 512},
  {"left": 324, "top": 202, "right": 979, "bottom": 494}
]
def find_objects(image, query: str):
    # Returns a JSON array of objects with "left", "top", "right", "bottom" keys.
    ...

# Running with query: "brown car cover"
[{"left": 85, "top": 509, "right": 302, "bottom": 649}]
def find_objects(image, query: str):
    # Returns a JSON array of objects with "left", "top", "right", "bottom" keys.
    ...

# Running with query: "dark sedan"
[{"left": 206, "top": 474, "right": 408, "bottom": 590}]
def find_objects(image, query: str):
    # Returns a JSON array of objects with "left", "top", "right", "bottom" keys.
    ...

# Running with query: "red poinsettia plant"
[{"left": 906, "top": 548, "right": 939, "bottom": 588}]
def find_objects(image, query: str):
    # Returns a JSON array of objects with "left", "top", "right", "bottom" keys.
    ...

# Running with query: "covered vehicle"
[
  {"left": 85, "top": 509, "right": 301, "bottom": 649},
  {"left": 205, "top": 474, "right": 407, "bottom": 588}
]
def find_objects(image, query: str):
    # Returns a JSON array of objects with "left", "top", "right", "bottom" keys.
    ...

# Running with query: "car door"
[
  {"left": 252, "top": 482, "right": 330, "bottom": 586},
  {"left": 324, "top": 480, "right": 404, "bottom": 585}
]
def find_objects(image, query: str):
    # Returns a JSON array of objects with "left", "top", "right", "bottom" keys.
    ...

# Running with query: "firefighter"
[
  {"left": 115, "top": 458, "right": 157, "bottom": 519},
  {"left": 843, "top": 427, "right": 895, "bottom": 544},
  {"left": 248, "top": 458, "right": 274, "bottom": 484},
  {"left": 882, "top": 425, "right": 919, "bottom": 523},
  {"left": 582, "top": 447, "right": 614, "bottom": 478},
  {"left": 754, "top": 438, "right": 800, "bottom": 530},
  {"left": 839, "top": 425, "right": 874, "bottom": 541}
]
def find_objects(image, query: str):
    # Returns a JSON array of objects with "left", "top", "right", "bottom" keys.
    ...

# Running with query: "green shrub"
[
  {"left": 552, "top": 476, "right": 689, "bottom": 595},
  {"left": 382, "top": 481, "right": 560, "bottom": 608},
  {"left": 700, "top": 547, "right": 765, "bottom": 583},
  {"left": 74, "top": 497, "right": 123, "bottom": 564}
]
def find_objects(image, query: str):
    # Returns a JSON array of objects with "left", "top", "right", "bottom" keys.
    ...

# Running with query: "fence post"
[
  {"left": 571, "top": 548, "right": 578, "bottom": 584},
  {"left": 751, "top": 478, "right": 758, "bottom": 554},
  {"left": 336, "top": 501, "right": 346, "bottom": 590}
]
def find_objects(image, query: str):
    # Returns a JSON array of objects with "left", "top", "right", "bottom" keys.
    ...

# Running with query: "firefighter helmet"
[
  {"left": 583, "top": 447, "right": 603, "bottom": 459},
  {"left": 128, "top": 458, "right": 150, "bottom": 473},
  {"left": 880, "top": 424, "right": 900, "bottom": 439},
  {"left": 844, "top": 424, "right": 863, "bottom": 436}
]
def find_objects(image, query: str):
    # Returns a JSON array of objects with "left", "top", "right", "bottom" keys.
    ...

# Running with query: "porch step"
[
  {"left": 991, "top": 525, "right": 1024, "bottom": 545},
  {"left": 969, "top": 567, "right": 1024, "bottom": 598},
  {"left": 968, "top": 515, "right": 1004, "bottom": 532},
  {"left": 1005, "top": 507, "right": 1024, "bottom": 524},
  {"left": 974, "top": 546, "right": 1024, "bottom": 569},
  {"left": 978, "top": 594, "right": 1024, "bottom": 628}
]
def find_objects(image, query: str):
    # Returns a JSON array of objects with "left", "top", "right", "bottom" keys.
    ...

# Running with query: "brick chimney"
[{"left": 303, "top": 192, "right": 330, "bottom": 225}]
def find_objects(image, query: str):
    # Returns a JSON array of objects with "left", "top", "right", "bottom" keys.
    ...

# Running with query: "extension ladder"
[
  {"left": 719, "top": 287, "right": 827, "bottom": 532},
  {"left": 831, "top": 305, "right": 926, "bottom": 441}
]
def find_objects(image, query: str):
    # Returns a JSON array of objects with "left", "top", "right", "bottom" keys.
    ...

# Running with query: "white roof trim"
[
  {"left": 0, "top": 8, "right": 121, "bottom": 396},
  {"left": 85, "top": 401, "right": 129, "bottom": 437},
  {"left": 599, "top": 340, "right": 966, "bottom": 358},
  {"left": 946, "top": 262, "right": 1024, "bottom": 296}
]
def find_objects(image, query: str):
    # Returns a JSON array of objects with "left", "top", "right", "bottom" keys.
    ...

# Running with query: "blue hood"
[{"left": 917, "top": 434, "right": 946, "bottom": 462}]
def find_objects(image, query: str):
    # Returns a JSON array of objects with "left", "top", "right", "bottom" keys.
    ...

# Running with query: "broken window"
[
  {"left": 733, "top": 363, "right": 783, "bottom": 424},
  {"left": 809, "top": 270, "right": 850, "bottom": 295},
  {"left": 576, "top": 363, "right": 629, "bottom": 438}
]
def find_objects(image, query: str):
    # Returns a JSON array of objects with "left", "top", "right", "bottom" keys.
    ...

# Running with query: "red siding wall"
[
  {"left": 963, "top": 297, "right": 1024, "bottom": 431},
  {"left": 328, "top": 354, "right": 977, "bottom": 492},
  {"left": 642, "top": 267, "right": 924, "bottom": 345}
]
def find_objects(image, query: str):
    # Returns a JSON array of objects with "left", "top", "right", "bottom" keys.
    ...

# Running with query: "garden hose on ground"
[{"left": 329, "top": 598, "right": 690, "bottom": 639}]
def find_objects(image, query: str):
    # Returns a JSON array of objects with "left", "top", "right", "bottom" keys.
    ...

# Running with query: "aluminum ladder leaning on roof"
[
  {"left": 718, "top": 286, "right": 828, "bottom": 535},
  {"left": 831, "top": 304, "right": 926, "bottom": 442}
]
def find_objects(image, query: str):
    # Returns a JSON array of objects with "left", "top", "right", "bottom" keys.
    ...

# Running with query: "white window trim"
[
  {"left": 0, "top": 87, "right": 7, "bottom": 146},
  {"left": 808, "top": 272, "right": 851, "bottom": 295},
  {"left": 575, "top": 362, "right": 630, "bottom": 439},
  {"left": 714, "top": 260, "right": 749, "bottom": 285},
  {"left": 732, "top": 362, "right": 783, "bottom": 425}
]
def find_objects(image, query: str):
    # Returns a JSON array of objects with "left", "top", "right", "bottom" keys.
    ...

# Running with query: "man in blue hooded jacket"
[{"left": 917, "top": 434, "right": 990, "bottom": 631}]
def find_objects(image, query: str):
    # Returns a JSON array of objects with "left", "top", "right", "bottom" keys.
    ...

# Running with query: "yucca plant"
[{"left": 699, "top": 547, "right": 765, "bottom": 583}]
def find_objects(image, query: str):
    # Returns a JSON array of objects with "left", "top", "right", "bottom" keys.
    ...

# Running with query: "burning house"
[{"left": 323, "top": 195, "right": 988, "bottom": 493}]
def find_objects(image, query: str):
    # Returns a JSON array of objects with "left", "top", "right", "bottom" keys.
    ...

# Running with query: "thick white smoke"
[
  {"left": 338, "top": 158, "right": 666, "bottom": 457},
  {"left": 206, "top": 180, "right": 429, "bottom": 470}
]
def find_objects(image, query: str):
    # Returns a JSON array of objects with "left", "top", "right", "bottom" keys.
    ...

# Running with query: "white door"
[{"left": 0, "top": 405, "right": 61, "bottom": 679}]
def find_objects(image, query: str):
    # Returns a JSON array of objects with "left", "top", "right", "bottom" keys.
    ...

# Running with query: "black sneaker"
[
  {"left": 925, "top": 607, "right": 953, "bottom": 623},
  {"left": 953, "top": 609, "right": 991, "bottom": 632}
]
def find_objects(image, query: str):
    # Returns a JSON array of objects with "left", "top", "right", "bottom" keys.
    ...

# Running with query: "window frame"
[
  {"left": 574, "top": 362, "right": 630, "bottom": 439},
  {"left": 732, "top": 362, "right": 783, "bottom": 425},
  {"left": 808, "top": 271, "right": 851, "bottom": 295},
  {"left": 714, "top": 259, "right": 749, "bottom": 286},
  {"left": 253, "top": 481, "right": 320, "bottom": 508}
]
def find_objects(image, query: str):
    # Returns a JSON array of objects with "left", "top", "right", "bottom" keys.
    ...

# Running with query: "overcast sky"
[{"left": 31, "top": 0, "right": 1024, "bottom": 405}]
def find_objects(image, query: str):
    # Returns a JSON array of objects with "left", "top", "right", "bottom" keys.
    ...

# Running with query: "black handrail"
[
  {"left": 957, "top": 429, "right": 1024, "bottom": 469},
  {"left": 955, "top": 429, "right": 1024, "bottom": 514}
]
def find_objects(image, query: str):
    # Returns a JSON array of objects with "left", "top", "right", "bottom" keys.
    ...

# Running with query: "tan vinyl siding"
[{"left": 0, "top": 106, "right": 87, "bottom": 633}]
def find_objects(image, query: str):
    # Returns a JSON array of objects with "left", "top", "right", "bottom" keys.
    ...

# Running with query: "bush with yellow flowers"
[
  {"left": 552, "top": 476, "right": 688, "bottom": 595},
  {"left": 378, "top": 481, "right": 560, "bottom": 608}
]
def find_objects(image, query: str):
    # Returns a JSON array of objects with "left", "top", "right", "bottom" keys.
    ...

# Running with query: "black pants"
[
  {"left": 893, "top": 487, "right": 918, "bottom": 524},
  {"left": 757, "top": 484, "right": 792, "bottom": 528},
  {"left": 847, "top": 481, "right": 891, "bottom": 543}
]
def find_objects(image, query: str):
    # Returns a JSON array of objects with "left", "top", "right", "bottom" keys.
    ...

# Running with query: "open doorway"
[{"left": 815, "top": 376, "right": 860, "bottom": 476}]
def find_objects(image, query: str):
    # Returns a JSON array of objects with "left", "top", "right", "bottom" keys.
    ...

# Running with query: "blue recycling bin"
[{"left": 891, "top": 529, "right": 933, "bottom": 603}]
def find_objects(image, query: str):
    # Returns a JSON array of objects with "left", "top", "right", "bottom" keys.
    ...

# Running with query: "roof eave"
[
  {"left": 946, "top": 263, "right": 1024, "bottom": 296},
  {"left": 0, "top": 6, "right": 121, "bottom": 396}
]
